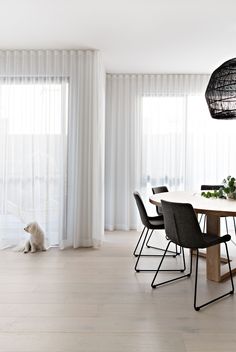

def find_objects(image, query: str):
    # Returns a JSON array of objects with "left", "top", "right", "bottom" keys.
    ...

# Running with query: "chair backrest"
[
  {"left": 201, "top": 185, "right": 222, "bottom": 191},
  {"left": 152, "top": 186, "right": 169, "bottom": 215},
  {"left": 133, "top": 192, "right": 150, "bottom": 228},
  {"left": 152, "top": 186, "right": 169, "bottom": 194},
  {"left": 161, "top": 200, "right": 205, "bottom": 249}
]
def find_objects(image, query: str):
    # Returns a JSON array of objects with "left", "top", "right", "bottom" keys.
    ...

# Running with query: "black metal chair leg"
[
  {"left": 194, "top": 249, "right": 200, "bottom": 311},
  {"left": 146, "top": 230, "right": 154, "bottom": 247},
  {"left": 135, "top": 228, "right": 149, "bottom": 272},
  {"left": 146, "top": 230, "right": 181, "bottom": 257},
  {"left": 199, "top": 214, "right": 205, "bottom": 233},
  {"left": 199, "top": 213, "right": 204, "bottom": 224},
  {"left": 225, "top": 217, "right": 229, "bottom": 234},
  {"left": 194, "top": 244, "right": 234, "bottom": 311},
  {"left": 181, "top": 247, "right": 186, "bottom": 272},
  {"left": 189, "top": 250, "right": 193, "bottom": 275},
  {"left": 146, "top": 242, "right": 180, "bottom": 257},
  {"left": 146, "top": 231, "right": 181, "bottom": 256},
  {"left": 136, "top": 237, "right": 186, "bottom": 273},
  {"left": 135, "top": 228, "right": 180, "bottom": 258},
  {"left": 225, "top": 242, "right": 235, "bottom": 294},
  {"left": 151, "top": 241, "right": 171, "bottom": 286},
  {"left": 151, "top": 242, "right": 190, "bottom": 288},
  {"left": 133, "top": 226, "right": 146, "bottom": 257}
]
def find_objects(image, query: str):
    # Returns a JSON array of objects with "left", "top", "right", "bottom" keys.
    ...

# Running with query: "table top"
[{"left": 149, "top": 191, "right": 236, "bottom": 217}]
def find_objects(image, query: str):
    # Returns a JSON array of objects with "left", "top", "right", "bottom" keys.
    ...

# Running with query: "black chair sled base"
[{"left": 151, "top": 241, "right": 234, "bottom": 311}]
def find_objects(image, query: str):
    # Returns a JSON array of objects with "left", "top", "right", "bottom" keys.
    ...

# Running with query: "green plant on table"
[{"left": 201, "top": 176, "right": 236, "bottom": 199}]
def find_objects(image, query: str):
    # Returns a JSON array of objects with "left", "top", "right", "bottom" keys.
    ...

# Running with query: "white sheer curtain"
[
  {"left": 142, "top": 94, "right": 236, "bottom": 193},
  {"left": 186, "top": 96, "right": 236, "bottom": 189},
  {"left": 105, "top": 75, "right": 142, "bottom": 230},
  {"left": 0, "top": 50, "right": 105, "bottom": 248},
  {"left": 142, "top": 96, "right": 186, "bottom": 191},
  {"left": 0, "top": 77, "right": 68, "bottom": 248},
  {"left": 106, "top": 74, "right": 231, "bottom": 229}
]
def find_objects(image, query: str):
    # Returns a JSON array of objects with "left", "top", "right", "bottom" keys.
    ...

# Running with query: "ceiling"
[{"left": 0, "top": 0, "right": 236, "bottom": 73}]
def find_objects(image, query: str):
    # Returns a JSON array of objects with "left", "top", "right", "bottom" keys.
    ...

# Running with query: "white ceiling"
[{"left": 0, "top": 0, "right": 236, "bottom": 73}]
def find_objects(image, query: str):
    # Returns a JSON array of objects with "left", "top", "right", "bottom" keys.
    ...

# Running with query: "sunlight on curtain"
[
  {"left": 142, "top": 94, "right": 236, "bottom": 195},
  {"left": 142, "top": 96, "right": 186, "bottom": 191},
  {"left": 186, "top": 95, "right": 236, "bottom": 189},
  {"left": 0, "top": 79, "right": 68, "bottom": 248},
  {"left": 105, "top": 74, "right": 210, "bottom": 229}
]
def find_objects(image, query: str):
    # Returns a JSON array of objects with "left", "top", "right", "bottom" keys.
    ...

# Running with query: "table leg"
[{"left": 206, "top": 214, "right": 221, "bottom": 282}]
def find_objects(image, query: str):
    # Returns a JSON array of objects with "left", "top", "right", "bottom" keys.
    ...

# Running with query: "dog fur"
[{"left": 23, "top": 222, "right": 46, "bottom": 253}]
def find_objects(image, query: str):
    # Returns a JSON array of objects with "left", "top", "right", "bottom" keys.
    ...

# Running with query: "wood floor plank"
[{"left": 0, "top": 230, "right": 235, "bottom": 351}]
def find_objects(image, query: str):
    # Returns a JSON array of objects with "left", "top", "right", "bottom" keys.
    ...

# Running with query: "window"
[
  {"left": 142, "top": 95, "right": 236, "bottom": 194},
  {"left": 0, "top": 79, "right": 68, "bottom": 247},
  {"left": 0, "top": 81, "right": 67, "bottom": 135},
  {"left": 142, "top": 96, "right": 186, "bottom": 190}
]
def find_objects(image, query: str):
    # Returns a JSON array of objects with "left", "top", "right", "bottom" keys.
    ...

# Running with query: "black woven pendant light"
[{"left": 205, "top": 58, "right": 236, "bottom": 119}]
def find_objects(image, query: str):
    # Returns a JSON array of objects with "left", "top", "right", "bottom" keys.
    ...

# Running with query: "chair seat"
[
  {"left": 200, "top": 233, "right": 231, "bottom": 248},
  {"left": 148, "top": 215, "right": 164, "bottom": 221},
  {"left": 149, "top": 216, "right": 165, "bottom": 229}
]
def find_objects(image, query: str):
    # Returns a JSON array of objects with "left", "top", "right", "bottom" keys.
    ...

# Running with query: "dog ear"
[{"left": 30, "top": 222, "right": 38, "bottom": 233}]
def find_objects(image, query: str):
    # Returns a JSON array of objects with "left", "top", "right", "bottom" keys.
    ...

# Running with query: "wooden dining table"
[{"left": 149, "top": 191, "right": 236, "bottom": 282}]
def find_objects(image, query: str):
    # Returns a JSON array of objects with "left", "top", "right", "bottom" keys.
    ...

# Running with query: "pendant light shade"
[{"left": 205, "top": 58, "right": 236, "bottom": 119}]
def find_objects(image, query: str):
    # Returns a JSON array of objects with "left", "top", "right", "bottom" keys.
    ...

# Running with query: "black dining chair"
[
  {"left": 133, "top": 192, "right": 186, "bottom": 272},
  {"left": 138, "top": 186, "right": 167, "bottom": 252},
  {"left": 200, "top": 185, "right": 236, "bottom": 237},
  {"left": 133, "top": 189, "right": 179, "bottom": 257},
  {"left": 151, "top": 200, "right": 234, "bottom": 311},
  {"left": 148, "top": 186, "right": 180, "bottom": 256},
  {"left": 152, "top": 186, "right": 169, "bottom": 216}
]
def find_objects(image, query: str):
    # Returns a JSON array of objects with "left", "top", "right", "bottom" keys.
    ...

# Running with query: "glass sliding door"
[{"left": 0, "top": 78, "right": 68, "bottom": 248}]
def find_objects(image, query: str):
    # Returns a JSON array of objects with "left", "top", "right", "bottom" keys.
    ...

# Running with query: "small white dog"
[{"left": 23, "top": 222, "right": 46, "bottom": 253}]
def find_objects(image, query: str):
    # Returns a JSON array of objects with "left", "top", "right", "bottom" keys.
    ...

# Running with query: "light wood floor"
[{"left": 0, "top": 230, "right": 236, "bottom": 352}]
